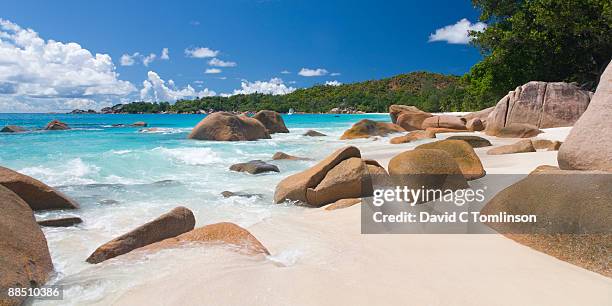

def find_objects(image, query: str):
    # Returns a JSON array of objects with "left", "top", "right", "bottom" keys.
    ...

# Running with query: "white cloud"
[
  {"left": 231, "top": 78, "right": 295, "bottom": 95},
  {"left": 298, "top": 68, "right": 328, "bottom": 77},
  {"left": 0, "top": 18, "right": 135, "bottom": 112},
  {"left": 330, "top": 72, "right": 341, "bottom": 76},
  {"left": 142, "top": 53, "right": 156, "bottom": 66},
  {"left": 280, "top": 70, "right": 291, "bottom": 74},
  {"left": 428, "top": 18, "right": 486, "bottom": 44},
  {"left": 185, "top": 47, "right": 219, "bottom": 58},
  {"left": 205, "top": 68, "right": 222, "bottom": 74},
  {"left": 120, "top": 53, "right": 138, "bottom": 66},
  {"left": 325, "top": 80, "right": 342, "bottom": 86},
  {"left": 208, "top": 58, "right": 236, "bottom": 67},
  {"left": 160, "top": 48, "right": 169, "bottom": 60},
  {"left": 140, "top": 71, "right": 215, "bottom": 102}
]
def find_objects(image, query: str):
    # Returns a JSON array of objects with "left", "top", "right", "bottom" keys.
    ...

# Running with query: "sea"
[{"left": 0, "top": 113, "right": 390, "bottom": 305}]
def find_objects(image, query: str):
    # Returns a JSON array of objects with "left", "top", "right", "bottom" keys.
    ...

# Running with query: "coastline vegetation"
[{"left": 111, "top": 0, "right": 610, "bottom": 114}]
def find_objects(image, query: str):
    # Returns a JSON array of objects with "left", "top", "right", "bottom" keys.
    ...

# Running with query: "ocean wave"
[
  {"left": 267, "top": 249, "right": 303, "bottom": 267},
  {"left": 110, "top": 150, "right": 132, "bottom": 155},
  {"left": 153, "top": 147, "right": 222, "bottom": 165},
  {"left": 19, "top": 158, "right": 100, "bottom": 186},
  {"left": 138, "top": 127, "right": 188, "bottom": 134}
]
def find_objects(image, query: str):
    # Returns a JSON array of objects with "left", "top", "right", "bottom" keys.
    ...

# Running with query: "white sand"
[{"left": 113, "top": 127, "right": 612, "bottom": 306}]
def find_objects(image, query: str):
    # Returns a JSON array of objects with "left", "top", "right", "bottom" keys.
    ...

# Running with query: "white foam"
[
  {"left": 267, "top": 249, "right": 303, "bottom": 267},
  {"left": 110, "top": 150, "right": 132, "bottom": 155},
  {"left": 154, "top": 147, "right": 222, "bottom": 165},
  {"left": 19, "top": 158, "right": 99, "bottom": 186}
]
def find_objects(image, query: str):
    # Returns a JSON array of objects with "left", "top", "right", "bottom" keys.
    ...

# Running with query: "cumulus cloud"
[
  {"left": 280, "top": 70, "right": 291, "bottom": 74},
  {"left": 140, "top": 71, "right": 215, "bottom": 102},
  {"left": 185, "top": 47, "right": 219, "bottom": 58},
  {"left": 160, "top": 48, "right": 169, "bottom": 60},
  {"left": 121, "top": 48, "right": 168, "bottom": 66},
  {"left": 230, "top": 78, "right": 295, "bottom": 95},
  {"left": 205, "top": 68, "right": 222, "bottom": 74},
  {"left": 298, "top": 68, "right": 328, "bottom": 77},
  {"left": 0, "top": 18, "right": 135, "bottom": 112},
  {"left": 142, "top": 53, "right": 156, "bottom": 66},
  {"left": 325, "top": 80, "right": 342, "bottom": 86},
  {"left": 428, "top": 18, "right": 486, "bottom": 44},
  {"left": 330, "top": 72, "right": 341, "bottom": 76},
  {"left": 208, "top": 58, "right": 236, "bottom": 67}
]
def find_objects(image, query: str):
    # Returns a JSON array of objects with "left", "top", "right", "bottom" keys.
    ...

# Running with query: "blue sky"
[{"left": 0, "top": 0, "right": 485, "bottom": 112}]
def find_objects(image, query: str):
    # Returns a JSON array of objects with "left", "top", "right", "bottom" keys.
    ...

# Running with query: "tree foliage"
[{"left": 467, "top": 0, "right": 612, "bottom": 101}]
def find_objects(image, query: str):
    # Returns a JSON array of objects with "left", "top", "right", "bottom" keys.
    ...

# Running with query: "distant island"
[{"left": 71, "top": 72, "right": 465, "bottom": 115}]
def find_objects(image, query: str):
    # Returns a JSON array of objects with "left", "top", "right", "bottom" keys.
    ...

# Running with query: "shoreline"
[{"left": 110, "top": 128, "right": 611, "bottom": 306}]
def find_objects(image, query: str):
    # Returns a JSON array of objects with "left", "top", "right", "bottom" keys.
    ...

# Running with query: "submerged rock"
[
  {"left": 188, "top": 112, "right": 270, "bottom": 141},
  {"left": 253, "top": 110, "right": 289, "bottom": 133},
  {"left": 0, "top": 166, "right": 79, "bottom": 211},
  {"left": 131, "top": 121, "right": 148, "bottom": 127},
  {"left": 221, "top": 191, "right": 262, "bottom": 198},
  {"left": 0, "top": 185, "right": 53, "bottom": 306},
  {"left": 1, "top": 125, "right": 27, "bottom": 133},
  {"left": 229, "top": 160, "right": 280, "bottom": 174},
  {"left": 86, "top": 206, "right": 195, "bottom": 264},
  {"left": 303, "top": 130, "right": 326, "bottom": 137},
  {"left": 340, "top": 119, "right": 404, "bottom": 140},
  {"left": 37, "top": 217, "right": 83, "bottom": 227},
  {"left": 44, "top": 120, "right": 70, "bottom": 130}
]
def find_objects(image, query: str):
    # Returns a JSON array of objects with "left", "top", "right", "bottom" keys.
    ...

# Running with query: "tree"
[{"left": 467, "top": 0, "right": 612, "bottom": 102}]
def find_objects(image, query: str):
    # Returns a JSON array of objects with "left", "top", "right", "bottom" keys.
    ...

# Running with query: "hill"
[{"left": 112, "top": 71, "right": 470, "bottom": 114}]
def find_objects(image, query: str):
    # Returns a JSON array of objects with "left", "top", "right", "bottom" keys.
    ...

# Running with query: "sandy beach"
[{"left": 110, "top": 128, "right": 612, "bottom": 306}]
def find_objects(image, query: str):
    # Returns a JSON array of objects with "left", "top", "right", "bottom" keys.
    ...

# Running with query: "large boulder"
[
  {"left": 558, "top": 62, "right": 612, "bottom": 171},
  {"left": 305, "top": 157, "right": 370, "bottom": 207},
  {"left": 44, "top": 120, "right": 70, "bottom": 130},
  {"left": 446, "top": 136, "right": 492, "bottom": 148},
  {"left": 389, "top": 105, "right": 433, "bottom": 131},
  {"left": 487, "top": 139, "right": 536, "bottom": 155},
  {"left": 0, "top": 166, "right": 78, "bottom": 211},
  {"left": 421, "top": 115, "right": 467, "bottom": 130},
  {"left": 86, "top": 207, "right": 195, "bottom": 264},
  {"left": 389, "top": 130, "right": 436, "bottom": 144},
  {"left": 274, "top": 146, "right": 360, "bottom": 203},
  {"left": 425, "top": 127, "right": 470, "bottom": 134},
  {"left": 485, "top": 81, "right": 591, "bottom": 136},
  {"left": 388, "top": 149, "right": 468, "bottom": 203},
  {"left": 480, "top": 169, "right": 611, "bottom": 275},
  {"left": 1, "top": 125, "right": 26, "bottom": 133},
  {"left": 143, "top": 222, "right": 269, "bottom": 255},
  {"left": 188, "top": 112, "right": 271, "bottom": 141},
  {"left": 466, "top": 118, "right": 484, "bottom": 131},
  {"left": 229, "top": 160, "right": 280, "bottom": 174},
  {"left": 415, "top": 140, "right": 485, "bottom": 180},
  {"left": 0, "top": 185, "right": 53, "bottom": 306},
  {"left": 495, "top": 123, "right": 542, "bottom": 138},
  {"left": 131, "top": 121, "right": 147, "bottom": 127},
  {"left": 253, "top": 110, "right": 289, "bottom": 133},
  {"left": 340, "top": 119, "right": 404, "bottom": 140}
]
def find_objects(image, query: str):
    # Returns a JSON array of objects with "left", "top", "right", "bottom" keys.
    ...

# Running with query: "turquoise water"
[{"left": 0, "top": 113, "right": 390, "bottom": 304}]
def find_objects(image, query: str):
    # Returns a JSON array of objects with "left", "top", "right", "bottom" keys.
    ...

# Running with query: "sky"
[{"left": 0, "top": 0, "right": 486, "bottom": 112}]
